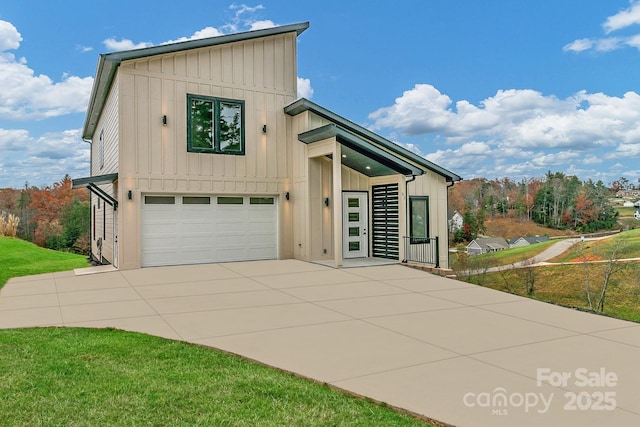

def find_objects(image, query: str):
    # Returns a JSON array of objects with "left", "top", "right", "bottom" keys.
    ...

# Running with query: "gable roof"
[
  {"left": 297, "top": 124, "right": 423, "bottom": 177},
  {"left": 468, "top": 237, "right": 509, "bottom": 250},
  {"left": 284, "top": 98, "right": 462, "bottom": 182},
  {"left": 83, "top": 22, "right": 310, "bottom": 140}
]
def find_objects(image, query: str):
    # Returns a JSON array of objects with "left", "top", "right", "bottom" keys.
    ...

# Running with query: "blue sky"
[{"left": 1, "top": 1, "right": 640, "bottom": 188}]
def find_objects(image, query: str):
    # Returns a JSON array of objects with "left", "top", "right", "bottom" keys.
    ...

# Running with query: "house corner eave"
[{"left": 285, "top": 98, "right": 462, "bottom": 183}]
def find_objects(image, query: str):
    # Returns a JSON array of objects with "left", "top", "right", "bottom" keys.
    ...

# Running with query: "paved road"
[{"left": 467, "top": 235, "right": 622, "bottom": 274}]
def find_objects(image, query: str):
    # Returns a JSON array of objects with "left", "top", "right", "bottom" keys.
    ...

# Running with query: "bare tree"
[
  {"left": 519, "top": 259, "right": 537, "bottom": 296},
  {"left": 596, "top": 241, "right": 626, "bottom": 313},
  {"left": 578, "top": 242, "right": 595, "bottom": 310}
]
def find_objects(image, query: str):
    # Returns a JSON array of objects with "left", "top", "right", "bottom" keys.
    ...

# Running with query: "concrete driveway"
[{"left": 1, "top": 259, "right": 640, "bottom": 426}]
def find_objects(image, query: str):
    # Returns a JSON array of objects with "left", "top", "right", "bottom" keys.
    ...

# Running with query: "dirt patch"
[
  {"left": 484, "top": 218, "right": 572, "bottom": 239},
  {"left": 568, "top": 254, "right": 604, "bottom": 263}
]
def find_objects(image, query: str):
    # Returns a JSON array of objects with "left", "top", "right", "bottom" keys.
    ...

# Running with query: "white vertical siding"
[
  {"left": 408, "top": 172, "right": 450, "bottom": 268},
  {"left": 115, "top": 32, "right": 298, "bottom": 269},
  {"left": 89, "top": 76, "right": 119, "bottom": 265}
]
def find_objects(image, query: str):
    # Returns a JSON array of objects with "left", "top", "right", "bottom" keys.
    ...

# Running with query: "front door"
[{"left": 342, "top": 192, "right": 368, "bottom": 258}]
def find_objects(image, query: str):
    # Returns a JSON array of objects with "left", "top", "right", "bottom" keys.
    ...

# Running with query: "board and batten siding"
[
  {"left": 89, "top": 76, "right": 120, "bottom": 265},
  {"left": 118, "top": 33, "right": 297, "bottom": 189},
  {"left": 407, "top": 172, "right": 450, "bottom": 268},
  {"left": 113, "top": 32, "right": 298, "bottom": 269}
]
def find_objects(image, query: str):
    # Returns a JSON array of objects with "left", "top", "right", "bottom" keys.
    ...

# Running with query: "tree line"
[
  {"left": 0, "top": 176, "right": 90, "bottom": 254},
  {"left": 449, "top": 171, "right": 619, "bottom": 241}
]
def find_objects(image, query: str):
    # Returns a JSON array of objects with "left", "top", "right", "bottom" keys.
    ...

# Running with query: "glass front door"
[{"left": 342, "top": 192, "right": 368, "bottom": 258}]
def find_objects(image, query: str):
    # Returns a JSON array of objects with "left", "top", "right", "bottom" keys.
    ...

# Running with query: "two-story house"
[{"left": 73, "top": 22, "right": 461, "bottom": 271}]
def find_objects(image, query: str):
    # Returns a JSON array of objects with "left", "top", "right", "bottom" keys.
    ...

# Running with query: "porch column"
[{"left": 333, "top": 144, "right": 343, "bottom": 267}]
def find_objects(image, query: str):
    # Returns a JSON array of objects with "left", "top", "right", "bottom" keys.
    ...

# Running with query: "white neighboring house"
[{"left": 448, "top": 210, "right": 463, "bottom": 233}]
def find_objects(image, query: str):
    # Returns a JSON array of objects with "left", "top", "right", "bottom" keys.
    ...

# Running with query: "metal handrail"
[{"left": 402, "top": 236, "right": 439, "bottom": 268}]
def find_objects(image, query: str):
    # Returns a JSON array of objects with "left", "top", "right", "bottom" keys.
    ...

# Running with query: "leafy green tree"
[{"left": 453, "top": 202, "right": 486, "bottom": 242}]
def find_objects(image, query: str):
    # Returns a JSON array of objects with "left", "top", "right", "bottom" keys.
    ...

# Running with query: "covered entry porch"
[
  {"left": 297, "top": 123, "right": 428, "bottom": 268},
  {"left": 285, "top": 98, "right": 459, "bottom": 270}
]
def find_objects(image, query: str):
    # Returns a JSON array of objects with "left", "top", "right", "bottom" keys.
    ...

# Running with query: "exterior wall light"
[
  {"left": 324, "top": 197, "right": 330, "bottom": 207},
  {"left": 262, "top": 124, "right": 267, "bottom": 133},
  {"left": 127, "top": 190, "right": 132, "bottom": 200},
  {"left": 162, "top": 115, "right": 168, "bottom": 126},
  {"left": 285, "top": 192, "right": 290, "bottom": 201}
]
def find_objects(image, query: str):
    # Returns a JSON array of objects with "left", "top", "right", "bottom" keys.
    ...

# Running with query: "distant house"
[
  {"left": 467, "top": 237, "right": 509, "bottom": 256},
  {"left": 623, "top": 201, "right": 635, "bottom": 207},
  {"left": 448, "top": 210, "right": 463, "bottom": 233},
  {"left": 509, "top": 236, "right": 549, "bottom": 249}
]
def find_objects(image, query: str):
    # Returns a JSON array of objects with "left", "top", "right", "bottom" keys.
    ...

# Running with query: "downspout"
[
  {"left": 403, "top": 174, "right": 416, "bottom": 262},
  {"left": 445, "top": 179, "right": 457, "bottom": 269}
]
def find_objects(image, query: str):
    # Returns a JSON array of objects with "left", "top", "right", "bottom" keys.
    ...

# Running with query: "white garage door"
[{"left": 141, "top": 195, "right": 278, "bottom": 267}]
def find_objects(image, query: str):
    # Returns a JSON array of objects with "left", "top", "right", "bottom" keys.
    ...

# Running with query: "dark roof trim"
[
  {"left": 87, "top": 184, "right": 118, "bottom": 211},
  {"left": 83, "top": 22, "right": 310, "bottom": 140},
  {"left": 298, "top": 124, "right": 423, "bottom": 176},
  {"left": 72, "top": 174, "right": 119, "bottom": 210},
  {"left": 285, "top": 98, "right": 462, "bottom": 182},
  {"left": 72, "top": 173, "right": 118, "bottom": 188}
]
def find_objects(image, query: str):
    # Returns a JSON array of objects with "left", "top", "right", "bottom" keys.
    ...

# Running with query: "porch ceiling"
[{"left": 297, "top": 124, "right": 423, "bottom": 177}]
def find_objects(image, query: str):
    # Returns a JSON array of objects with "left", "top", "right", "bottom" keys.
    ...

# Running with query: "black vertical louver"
[{"left": 371, "top": 184, "right": 399, "bottom": 259}]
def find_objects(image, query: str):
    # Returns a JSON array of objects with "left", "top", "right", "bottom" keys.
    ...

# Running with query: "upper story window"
[{"left": 187, "top": 94, "right": 245, "bottom": 155}]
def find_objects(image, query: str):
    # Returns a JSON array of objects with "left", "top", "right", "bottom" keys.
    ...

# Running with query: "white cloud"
[
  {"left": 0, "top": 20, "right": 21, "bottom": 51},
  {"left": 249, "top": 20, "right": 276, "bottom": 31},
  {"left": 162, "top": 27, "right": 225, "bottom": 45},
  {"left": 0, "top": 127, "right": 90, "bottom": 187},
  {"left": 0, "top": 22, "right": 93, "bottom": 120},
  {"left": 105, "top": 4, "right": 273, "bottom": 52},
  {"left": 297, "top": 77, "right": 314, "bottom": 99},
  {"left": 603, "top": 1, "right": 640, "bottom": 33},
  {"left": 563, "top": 38, "right": 594, "bottom": 52},
  {"left": 566, "top": 1, "right": 640, "bottom": 53},
  {"left": 103, "top": 38, "right": 153, "bottom": 51},
  {"left": 370, "top": 84, "right": 640, "bottom": 151},
  {"left": 369, "top": 84, "right": 455, "bottom": 134},
  {"left": 372, "top": 83, "right": 640, "bottom": 182},
  {"left": 76, "top": 45, "right": 93, "bottom": 53}
]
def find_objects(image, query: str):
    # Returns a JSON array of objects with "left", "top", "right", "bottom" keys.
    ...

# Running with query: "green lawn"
[
  {"left": 0, "top": 328, "right": 432, "bottom": 426},
  {"left": 0, "top": 237, "right": 89, "bottom": 288},
  {"left": 457, "top": 229, "right": 640, "bottom": 323},
  {"left": 550, "top": 228, "right": 640, "bottom": 263},
  {"left": 452, "top": 239, "right": 559, "bottom": 271}
]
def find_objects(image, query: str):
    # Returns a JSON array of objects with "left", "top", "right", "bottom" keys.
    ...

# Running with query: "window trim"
[
  {"left": 187, "top": 94, "right": 245, "bottom": 155},
  {"left": 409, "top": 196, "right": 430, "bottom": 244}
]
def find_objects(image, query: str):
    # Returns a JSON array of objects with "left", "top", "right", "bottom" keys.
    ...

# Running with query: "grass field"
[
  {"left": 452, "top": 239, "right": 558, "bottom": 269},
  {"left": 0, "top": 237, "right": 89, "bottom": 288},
  {"left": 457, "top": 229, "right": 640, "bottom": 323},
  {"left": 0, "top": 328, "right": 432, "bottom": 426},
  {"left": 614, "top": 206, "right": 637, "bottom": 217}
]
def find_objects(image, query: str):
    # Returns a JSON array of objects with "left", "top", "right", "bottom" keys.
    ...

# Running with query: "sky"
[{"left": 1, "top": 1, "right": 640, "bottom": 188}]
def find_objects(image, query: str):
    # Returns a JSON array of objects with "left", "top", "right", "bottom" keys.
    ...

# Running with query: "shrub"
[{"left": 0, "top": 212, "right": 20, "bottom": 237}]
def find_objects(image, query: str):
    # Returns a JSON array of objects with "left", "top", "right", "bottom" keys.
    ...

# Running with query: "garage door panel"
[{"left": 142, "top": 194, "right": 277, "bottom": 267}]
